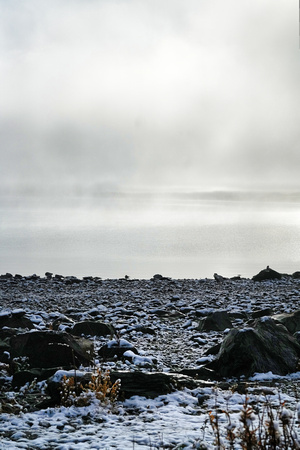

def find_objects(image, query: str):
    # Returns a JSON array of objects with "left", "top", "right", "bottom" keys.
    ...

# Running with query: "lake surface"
[{"left": 1, "top": 191, "right": 300, "bottom": 279}]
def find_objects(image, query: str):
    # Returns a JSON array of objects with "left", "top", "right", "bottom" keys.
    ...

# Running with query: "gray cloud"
[{"left": 0, "top": 0, "right": 299, "bottom": 192}]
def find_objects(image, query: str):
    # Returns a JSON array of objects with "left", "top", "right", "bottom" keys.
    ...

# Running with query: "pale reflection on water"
[{"left": 1, "top": 192, "right": 300, "bottom": 279}]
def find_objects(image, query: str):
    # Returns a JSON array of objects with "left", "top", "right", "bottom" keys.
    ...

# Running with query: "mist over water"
[{"left": 1, "top": 189, "right": 300, "bottom": 279}]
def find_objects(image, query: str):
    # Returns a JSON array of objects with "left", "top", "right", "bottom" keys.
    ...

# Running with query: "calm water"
[{"left": 1, "top": 192, "right": 300, "bottom": 279}]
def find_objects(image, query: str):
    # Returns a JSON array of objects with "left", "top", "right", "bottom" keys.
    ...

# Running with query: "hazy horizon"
[{"left": 1, "top": 0, "right": 299, "bottom": 194}]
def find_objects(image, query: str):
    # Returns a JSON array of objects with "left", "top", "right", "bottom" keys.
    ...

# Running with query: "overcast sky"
[{"left": 0, "top": 0, "right": 299, "bottom": 193}]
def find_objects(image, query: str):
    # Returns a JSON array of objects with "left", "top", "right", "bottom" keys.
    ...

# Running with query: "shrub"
[
  {"left": 59, "top": 368, "right": 121, "bottom": 407},
  {"left": 208, "top": 389, "right": 300, "bottom": 449}
]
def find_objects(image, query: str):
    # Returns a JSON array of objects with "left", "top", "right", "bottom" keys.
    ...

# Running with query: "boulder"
[
  {"left": 46, "top": 369, "right": 198, "bottom": 402},
  {"left": 252, "top": 308, "right": 274, "bottom": 319},
  {"left": 52, "top": 315, "right": 75, "bottom": 331},
  {"left": 208, "top": 317, "right": 300, "bottom": 378},
  {"left": 99, "top": 339, "right": 138, "bottom": 359},
  {"left": 214, "top": 273, "right": 226, "bottom": 282},
  {"left": 272, "top": 310, "right": 300, "bottom": 334},
  {"left": 46, "top": 369, "right": 94, "bottom": 404},
  {"left": 252, "top": 266, "right": 281, "bottom": 282},
  {"left": 10, "top": 331, "right": 94, "bottom": 369},
  {"left": 12, "top": 368, "right": 58, "bottom": 388},
  {"left": 0, "top": 310, "right": 35, "bottom": 330},
  {"left": 71, "top": 321, "right": 114, "bottom": 337},
  {"left": 198, "top": 311, "right": 233, "bottom": 332},
  {"left": 109, "top": 371, "right": 197, "bottom": 398},
  {"left": 292, "top": 272, "right": 300, "bottom": 279}
]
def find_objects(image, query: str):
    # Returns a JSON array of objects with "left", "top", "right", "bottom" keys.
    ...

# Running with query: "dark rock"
[
  {"left": 208, "top": 317, "right": 300, "bottom": 378},
  {"left": 214, "top": 273, "right": 226, "bottom": 282},
  {"left": 12, "top": 367, "right": 59, "bottom": 388},
  {"left": 52, "top": 315, "right": 75, "bottom": 331},
  {"left": 10, "top": 331, "right": 94, "bottom": 369},
  {"left": 149, "top": 308, "right": 168, "bottom": 316},
  {"left": 71, "top": 321, "right": 114, "bottom": 337},
  {"left": 204, "top": 342, "right": 221, "bottom": 356},
  {"left": 197, "top": 393, "right": 211, "bottom": 405},
  {"left": 45, "top": 272, "right": 53, "bottom": 279},
  {"left": 99, "top": 339, "right": 138, "bottom": 359},
  {"left": 65, "top": 276, "right": 81, "bottom": 285},
  {"left": 252, "top": 308, "right": 274, "bottom": 319},
  {"left": 132, "top": 325, "right": 156, "bottom": 335},
  {"left": 0, "top": 273, "right": 13, "bottom": 279},
  {"left": 0, "top": 311, "right": 35, "bottom": 330},
  {"left": 25, "top": 274, "right": 40, "bottom": 281},
  {"left": 273, "top": 310, "right": 300, "bottom": 334},
  {"left": 151, "top": 274, "right": 171, "bottom": 281},
  {"left": 229, "top": 311, "right": 248, "bottom": 320},
  {"left": 46, "top": 370, "right": 93, "bottom": 404},
  {"left": 0, "top": 339, "right": 10, "bottom": 362},
  {"left": 252, "top": 266, "right": 281, "bottom": 282},
  {"left": 54, "top": 274, "right": 64, "bottom": 280},
  {"left": 12, "top": 369, "right": 42, "bottom": 387},
  {"left": 0, "top": 327, "right": 21, "bottom": 340},
  {"left": 294, "top": 332, "right": 300, "bottom": 345},
  {"left": 179, "top": 367, "right": 219, "bottom": 380},
  {"left": 198, "top": 311, "right": 233, "bottom": 332},
  {"left": 292, "top": 272, "right": 300, "bottom": 279},
  {"left": 109, "top": 371, "right": 197, "bottom": 398}
]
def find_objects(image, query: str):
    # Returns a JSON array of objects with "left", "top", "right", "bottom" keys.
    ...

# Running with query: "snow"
[
  {"left": 1, "top": 277, "right": 300, "bottom": 448},
  {"left": 1, "top": 383, "right": 300, "bottom": 449},
  {"left": 107, "top": 339, "right": 133, "bottom": 348}
]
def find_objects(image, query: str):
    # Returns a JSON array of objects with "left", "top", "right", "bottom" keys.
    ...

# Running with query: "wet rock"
[
  {"left": 10, "top": 331, "right": 94, "bottom": 369},
  {"left": 198, "top": 311, "right": 233, "bottom": 332},
  {"left": 252, "top": 266, "right": 281, "bottom": 282},
  {"left": 208, "top": 317, "right": 300, "bottom": 378},
  {"left": 71, "top": 321, "right": 114, "bottom": 337}
]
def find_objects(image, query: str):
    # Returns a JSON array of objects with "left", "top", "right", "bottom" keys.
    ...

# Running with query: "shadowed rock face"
[
  {"left": 71, "top": 321, "right": 114, "bottom": 337},
  {"left": 10, "top": 331, "right": 94, "bottom": 369},
  {"left": 272, "top": 310, "right": 300, "bottom": 334},
  {"left": 198, "top": 311, "right": 233, "bottom": 332},
  {"left": 208, "top": 318, "right": 300, "bottom": 378},
  {"left": 109, "top": 371, "right": 198, "bottom": 398},
  {"left": 252, "top": 267, "right": 282, "bottom": 282}
]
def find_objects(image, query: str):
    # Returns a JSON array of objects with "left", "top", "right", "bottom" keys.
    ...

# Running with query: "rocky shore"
[
  {"left": 1, "top": 269, "right": 300, "bottom": 448},
  {"left": 1, "top": 269, "right": 300, "bottom": 376}
]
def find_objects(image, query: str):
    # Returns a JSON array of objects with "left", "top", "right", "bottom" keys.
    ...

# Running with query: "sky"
[{"left": 0, "top": 0, "right": 299, "bottom": 194}]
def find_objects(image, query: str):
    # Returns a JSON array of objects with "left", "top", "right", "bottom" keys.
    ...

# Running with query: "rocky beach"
[{"left": 1, "top": 269, "right": 300, "bottom": 448}]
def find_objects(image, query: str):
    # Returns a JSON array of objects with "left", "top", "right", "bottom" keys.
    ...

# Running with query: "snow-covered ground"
[
  {"left": 1, "top": 276, "right": 300, "bottom": 448},
  {"left": 1, "top": 377, "right": 300, "bottom": 449}
]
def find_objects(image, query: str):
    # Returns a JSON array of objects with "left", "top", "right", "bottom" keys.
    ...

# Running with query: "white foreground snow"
[{"left": 1, "top": 376, "right": 300, "bottom": 450}]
